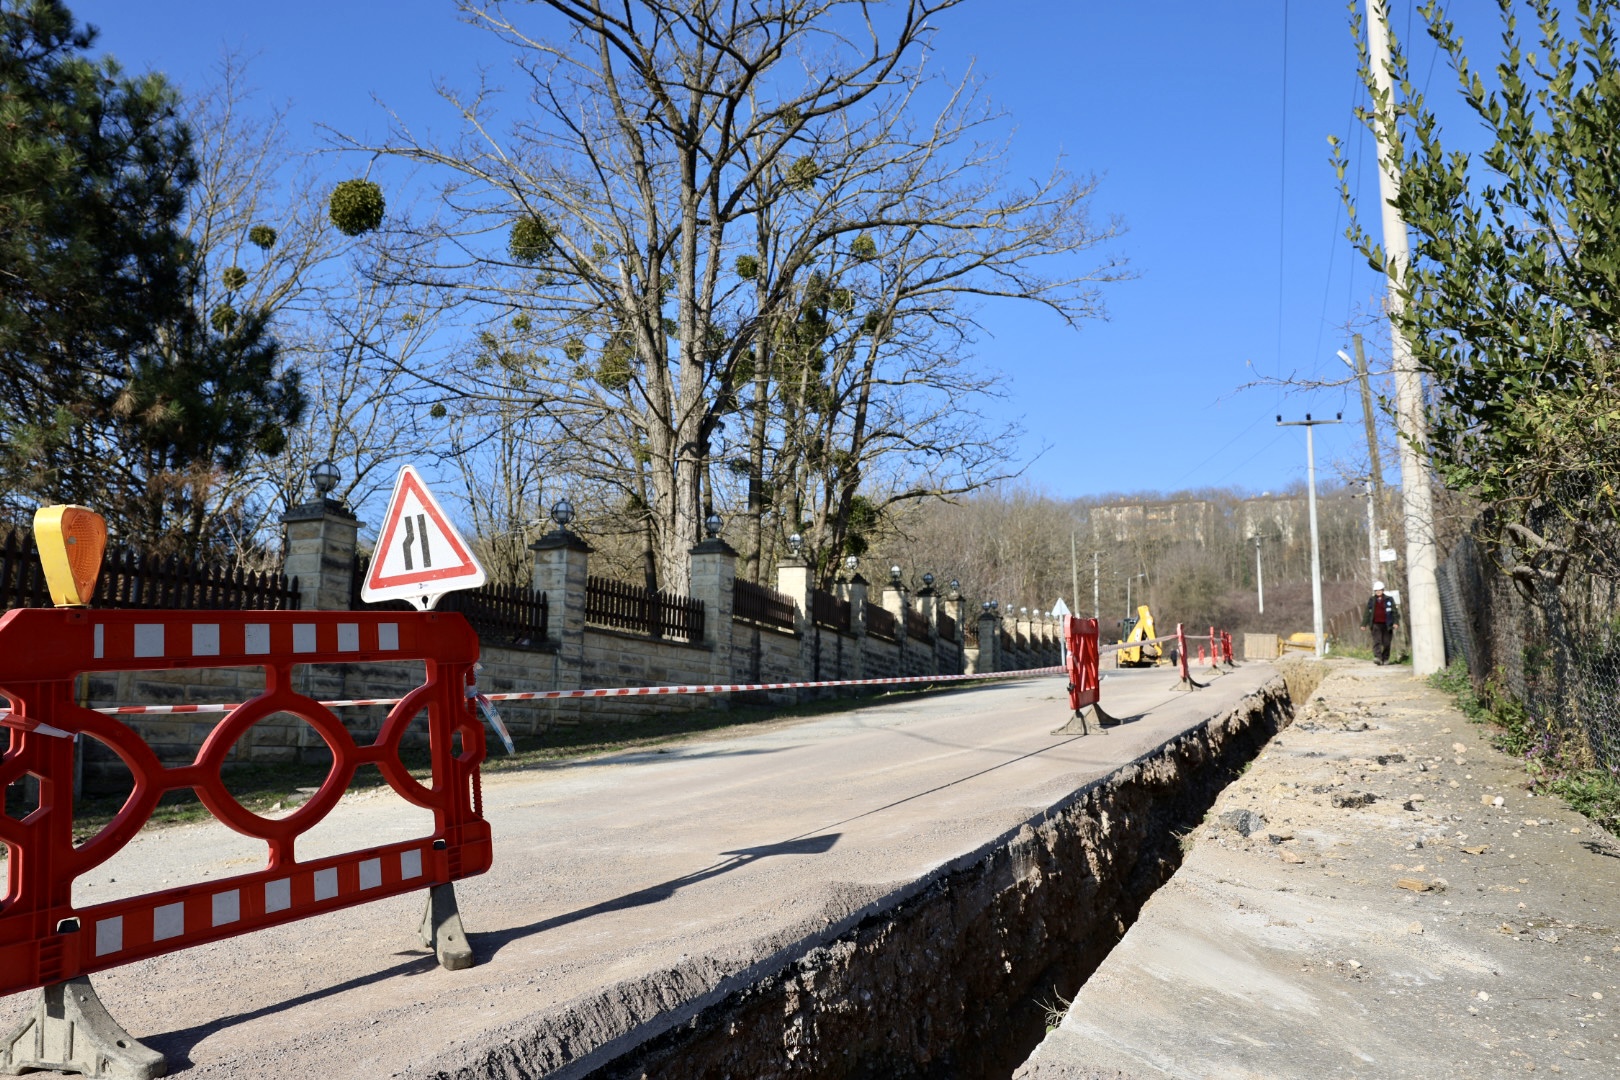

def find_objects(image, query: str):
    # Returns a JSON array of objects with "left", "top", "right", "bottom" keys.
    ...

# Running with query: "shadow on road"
[
  {"left": 146, "top": 835, "right": 842, "bottom": 1061},
  {"left": 472, "top": 832, "right": 842, "bottom": 959},
  {"left": 149, "top": 952, "right": 443, "bottom": 1069}
]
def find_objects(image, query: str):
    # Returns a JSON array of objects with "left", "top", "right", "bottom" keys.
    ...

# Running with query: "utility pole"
[
  {"left": 1360, "top": 478, "right": 1379, "bottom": 586},
  {"left": 1278, "top": 413, "right": 1343, "bottom": 659},
  {"left": 1339, "top": 335, "right": 1386, "bottom": 504},
  {"left": 1092, "top": 551, "right": 1099, "bottom": 620},
  {"left": 1070, "top": 532, "right": 1080, "bottom": 621},
  {"left": 1339, "top": 337, "right": 1387, "bottom": 592},
  {"left": 1365, "top": 0, "right": 1446, "bottom": 675},
  {"left": 1252, "top": 533, "right": 1265, "bottom": 614}
]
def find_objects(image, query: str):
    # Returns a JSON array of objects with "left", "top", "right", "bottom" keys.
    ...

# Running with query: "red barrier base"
[
  {"left": 1051, "top": 701, "right": 1119, "bottom": 736},
  {"left": 1, "top": 974, "right": 165, "bottom": 1079},
  {"left": 420, "top": 883, "right": 473, "bottom": 971}
]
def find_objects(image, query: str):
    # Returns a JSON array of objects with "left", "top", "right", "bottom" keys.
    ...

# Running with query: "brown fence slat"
[
  {"left": 811, "top": 588, "right": 850, "bottom": 632},
  {"left": 866, "top": 601, "right": 897, "bottom": 641},
  {"left": 0, "top": 530, "right": 298, "bottom": 612},
  {"left": 584, "top": 575, "right": 703, "bottom": 643},
  {"left": 733, "top": 578, "right": 796, "bottom": 631}
]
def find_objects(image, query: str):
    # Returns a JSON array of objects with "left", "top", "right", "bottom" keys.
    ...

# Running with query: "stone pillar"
[
  {"left": 846, "top": 574, "right": 868, "bottom": 680},
  {"left": 946, "top": 590, "right": 967, "bottom": 674},
  {"left": 689, "top": 536, "right": 737, "bottom": 684},
  {"left": 776, "top": 557, "right": 817, "bottom": 690},
  {"left": 882, "top": 582, "right": 907, "bottom": 673},
  {"left": 914, "top": 585, "right": 938, "bottom": 673},
  {"left": 280, "top": 497, "right": 361, "bottom": 611},
  {"left": 531, "top": 529, "right": 590, "bottom": 704},
  {"left": 281, "top": 494, "right": 360, "bottom": 756},
  {"left": 978, "top": 611, "right": 1001, "bottom": 673}
]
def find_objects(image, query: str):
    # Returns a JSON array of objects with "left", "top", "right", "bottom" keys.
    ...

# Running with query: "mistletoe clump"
[
  {"left": 328, "top": 179, "right": 385, "bottom": 236},
  {"left": 247, "top": 224, "right": 277, "bottom": 249},
  {"left": 785, "top": 156, "right": 822, "bottom": 191},
  {"left": 221, "top": 266, "right": 248, "bottom": 290},
  {"left": 508, "top": 215, "right": 554, "bottom": 263}
]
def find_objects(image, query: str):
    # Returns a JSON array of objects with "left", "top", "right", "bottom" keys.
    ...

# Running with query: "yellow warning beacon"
[{"left": 32, "top": 504, "right": 108, "bottom": 607}]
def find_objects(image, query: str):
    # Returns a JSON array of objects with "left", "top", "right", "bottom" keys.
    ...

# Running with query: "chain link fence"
[{"left": 1437, "top": 517, "right": 1620, "bottom": 775}]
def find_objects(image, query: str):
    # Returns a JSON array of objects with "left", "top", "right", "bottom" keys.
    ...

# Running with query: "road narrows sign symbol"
[{"left": 361, "top": 466, "right": 486, "bottom": 609}]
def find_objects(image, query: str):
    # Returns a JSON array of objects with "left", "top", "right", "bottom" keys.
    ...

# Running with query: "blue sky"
[{"left": 69, "top": 0, "right": 1489, "bottom": 503}]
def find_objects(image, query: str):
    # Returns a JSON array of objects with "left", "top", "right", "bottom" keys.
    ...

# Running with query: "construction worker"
[{"left": 1362, "top": 581, "right": 1400, "bottom": 665}]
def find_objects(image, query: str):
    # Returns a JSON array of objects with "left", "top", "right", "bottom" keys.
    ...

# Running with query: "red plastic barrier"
[
  {"left": 1062, "top": 615, "right": 1101, "bottom": 712},
  {"left": 1222, "top": 631, "right": 1235, "bottom": 666},
  {"left": 0, "top": 609, "right": 490, "bottom": 998}
]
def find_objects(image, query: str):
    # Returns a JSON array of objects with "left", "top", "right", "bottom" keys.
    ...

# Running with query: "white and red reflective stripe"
[{"left": 0, "top": 664, "right": 1065, "bottom": 719}]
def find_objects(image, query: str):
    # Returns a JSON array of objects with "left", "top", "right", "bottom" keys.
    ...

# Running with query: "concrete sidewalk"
[{"left": 1017, "top": 659, "right": 1620, "bottom": 1079}]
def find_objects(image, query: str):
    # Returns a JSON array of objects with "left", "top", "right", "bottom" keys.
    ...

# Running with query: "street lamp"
[
  {"left": 704, "top": 512, "right": 723, "bottom": 539},
  {"left": 787, "top": 532, "right": 803, "bottom": 556},
  {"left": 1125, "top": 572, "right": 1146, "bottom": 618},
  {"left": 1277, "top": 412, "right": 1344, "bottom": 659},
  {"left": 550, "top": 497, "right": 575, "bottom": 529},
  {"left": 310, "top": 460, "right": 340, "bottom": 499}
]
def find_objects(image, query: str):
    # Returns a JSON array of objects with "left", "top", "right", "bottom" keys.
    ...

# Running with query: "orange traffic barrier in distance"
[{"left": 0, "top": 609, "right": 490, "bottom": 1077}]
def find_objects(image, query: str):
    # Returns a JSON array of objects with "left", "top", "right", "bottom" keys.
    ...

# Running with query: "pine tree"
[{"left": 0, "top": 0, "right": 303, "bottom": 554}]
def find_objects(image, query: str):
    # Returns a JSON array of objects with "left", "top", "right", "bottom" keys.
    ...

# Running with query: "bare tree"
[{"left": 339, "top": 0, "right": 1127, "bottom": 593}]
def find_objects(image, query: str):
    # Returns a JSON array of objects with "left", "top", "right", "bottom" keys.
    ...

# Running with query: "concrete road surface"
[{"left": 2, "top": 663, "right": 1272, "bottom": 1079}]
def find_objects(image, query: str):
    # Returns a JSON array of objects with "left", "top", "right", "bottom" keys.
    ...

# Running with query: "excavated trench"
[{"left": 561, "top": 663, "right": 1324, "bottom": 1080}]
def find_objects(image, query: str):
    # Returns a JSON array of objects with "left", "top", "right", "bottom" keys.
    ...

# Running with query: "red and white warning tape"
[{"left": 0, "top": 664, "right": 1066, "bottom": 720}]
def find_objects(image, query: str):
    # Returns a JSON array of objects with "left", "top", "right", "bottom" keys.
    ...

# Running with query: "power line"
[{"left": 1168, "top": 413, "right": 1268, "bottom": 488}]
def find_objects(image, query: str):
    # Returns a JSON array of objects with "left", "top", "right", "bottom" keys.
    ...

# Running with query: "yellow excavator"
[{"left": 1115, "top": 605, "right": 1163, "bottom": 667}]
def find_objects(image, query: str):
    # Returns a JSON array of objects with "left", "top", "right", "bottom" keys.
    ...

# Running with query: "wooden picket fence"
[{"left": 0, "top": 530, "right": 298, "bottom": 611}]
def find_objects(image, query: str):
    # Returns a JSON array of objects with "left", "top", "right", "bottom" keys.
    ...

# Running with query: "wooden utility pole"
[
  {"left": 1340, "top": 334, "right": 1387, "bottom": 589},
  {"left": 1364, "top": 0, "right": 1446, "bottom": 674}
]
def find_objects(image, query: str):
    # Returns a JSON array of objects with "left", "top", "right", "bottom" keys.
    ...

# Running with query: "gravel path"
[{"left": 1017, "top": 659, "right": 1620, "bottom": 1079}]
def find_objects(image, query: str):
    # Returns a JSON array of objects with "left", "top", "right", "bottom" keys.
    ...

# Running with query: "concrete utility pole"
[
  {"left": 1359, "top": 478, "right": 1379, "bottom": 586},
  {"left": 1092, "top": 551, "right": 1100, "bottom": 620},
  {"left": 1070, "top": 532, "right": 1080, "bottom": 622},
  {"left": 1252, "top": 534, "right": 1265, "bottom": 614},
  {"left": 1365, "top": 0, "right": 1446, "bottom": 674},
  {"left": 1278, "top": 413, "right": 1343, "bottom": 659}
]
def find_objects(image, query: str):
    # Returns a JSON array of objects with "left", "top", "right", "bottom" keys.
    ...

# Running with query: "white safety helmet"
[{"left": 1372, "top": 580, "right": 1385, "bottom": 591}]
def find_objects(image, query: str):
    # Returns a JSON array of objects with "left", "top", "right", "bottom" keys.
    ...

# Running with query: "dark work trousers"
[{"left": 1371, "top": 622, "right": 1394, "bottom": 664}]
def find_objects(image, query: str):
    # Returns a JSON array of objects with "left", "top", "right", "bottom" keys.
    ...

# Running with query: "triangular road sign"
[{"left": 361, "top": 465, "right": 486, "bottom": 610}]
